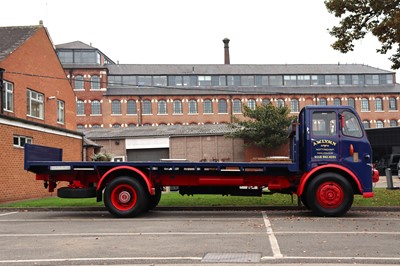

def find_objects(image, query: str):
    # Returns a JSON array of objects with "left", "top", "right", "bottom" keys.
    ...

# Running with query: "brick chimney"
[{"left": 223, "top": 38, "right": 230, "bottom": 64}]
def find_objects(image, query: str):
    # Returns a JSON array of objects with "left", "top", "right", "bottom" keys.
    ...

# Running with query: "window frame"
[
  {"left": 91, "top": 100, "right": 101, "bottom": 115},
  {"left": 26, "top": 89, "right": 44, "bottom": 119},
  {"left": 57, "top": 100, "right": 65, "bottom": 124},
  {"left": 3, "top": 80, "right": 14, "bottom": 112}
]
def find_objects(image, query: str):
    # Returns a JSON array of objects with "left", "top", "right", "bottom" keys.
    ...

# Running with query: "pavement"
[{"left": 375, "top": 174, "right": 400, "bottom": 189}]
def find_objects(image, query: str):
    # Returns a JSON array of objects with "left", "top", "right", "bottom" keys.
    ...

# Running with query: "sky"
[{"left": 2, "top": 0, "right": 399, "bottom": 77}]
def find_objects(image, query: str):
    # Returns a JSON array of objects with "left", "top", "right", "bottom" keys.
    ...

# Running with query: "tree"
[
  {"left": 229, "top": 104, "right": 295, "bottom": 151},
  {"left": 325, "top": 0, "right": 400, "bottom": 69}
]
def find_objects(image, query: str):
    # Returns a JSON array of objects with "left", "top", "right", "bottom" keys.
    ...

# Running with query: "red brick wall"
[
  {"left": 0, "top": 122, "right": 82, "bottom": 203},
  {"left": 69, "top": 92, "right": 400, "bottom": 129},
  {"left": 0, "top": 27, "right": 77, "bottom": 131}
]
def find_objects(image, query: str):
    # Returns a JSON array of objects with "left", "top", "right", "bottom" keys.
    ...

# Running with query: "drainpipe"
[{"left": 0, "top": 68, "right": 5, "bottom": 114}]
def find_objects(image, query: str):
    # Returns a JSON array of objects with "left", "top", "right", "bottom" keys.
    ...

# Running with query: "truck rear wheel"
[
  {"left": 104, "top": 176, "right": 149, "bottom": 218},
  {"left": 306, "top": 173, "right": 353, "bottom": 217},
  {"left": 148, "top": 186, "right": 162, "bottom": 210}
]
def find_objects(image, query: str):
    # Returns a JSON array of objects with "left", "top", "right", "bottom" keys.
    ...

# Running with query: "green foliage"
[
  {"left": 228, "top": 104, "right": 295, "bottom": 150},
  {"left": 325, "top": 0, "right": 400, "bottom": 69},
  {"left": 91, "top": 152, "right": 113, "bottom": 161}
]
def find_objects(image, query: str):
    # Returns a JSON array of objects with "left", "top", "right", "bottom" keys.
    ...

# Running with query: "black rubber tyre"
[
  {"left": 104, "top": 176, "right": 149, "bottom": 218},
  {"left": 57, "top": 187, "right": 96, "bottom": 198},
  {"left": 306, "top": 172, "right": 353, "bottom": 217},
  {"left": 300, "top": 194, "right": 310, "bottom": 210},
  {"left": 148, "top": 186, "right": 162, "bottom": 210}
]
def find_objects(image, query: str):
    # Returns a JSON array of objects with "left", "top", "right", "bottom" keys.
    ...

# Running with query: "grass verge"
[{"left": 0, "top": 188, "right": 399, "bottom": 208}]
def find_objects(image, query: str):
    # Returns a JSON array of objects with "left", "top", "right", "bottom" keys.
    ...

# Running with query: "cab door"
[
  {"left": 339, "top": 109, "right": 373, "bottom": 191},
  {"left": 309, "top": 110, "right": 340, "bottom": 167}
]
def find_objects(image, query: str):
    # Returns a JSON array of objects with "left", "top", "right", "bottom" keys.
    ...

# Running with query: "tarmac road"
[{"left": 0, "top": 209, "right": 399, "bottom": 265}]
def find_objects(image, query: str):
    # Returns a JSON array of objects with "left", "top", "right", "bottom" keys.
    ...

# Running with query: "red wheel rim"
[
  {"left": 111, "top": 184, "right": 137, "bottom": 211},
  {"left": 316, "top": 181, "right": 344, "bottom": 209}
]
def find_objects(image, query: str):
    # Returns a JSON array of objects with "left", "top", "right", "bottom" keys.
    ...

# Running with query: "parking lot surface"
[{"left": 0, "top": 209, "right": 399, "bottom": 265}]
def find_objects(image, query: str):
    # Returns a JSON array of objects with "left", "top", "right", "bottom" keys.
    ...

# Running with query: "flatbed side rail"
[{"left": 24, "top": 143, "right": 62, "bottom": 171}]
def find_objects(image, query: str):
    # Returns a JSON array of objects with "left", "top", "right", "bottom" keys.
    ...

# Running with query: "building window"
[
  {"left": 26, "top": 89, "right": 44, "bottom": 119},
  {"left": 389, "top": 97, "right": 397, "bottom": 111},
  {"left": 74, "top": 75, "right": 84, "bottom": 90},
  {"left": 284, "top": 75, "right": 297, "bottom": 86},
  {"left": 137, "top": 76, "right": 152, "bottom": 86},
  {"left": 227, "top": 76, "right": 241, "bottom": 86},
  {"left": 365, "top": 74, "right": 379, "bottom": 85},
  {"left": 2, "top": 81, "right": 13, "bottom": 112},
  {"left": 390, "top": 120, "right": 398, "bottom": 127},
  {"left": 325, "top": 75, "right": 338, "bottom": 85},
  {"left": 91, "top": 100, "right": 101, "bottom": 115},
  {"left": 211, "top": 76, "right": 226, "bottom": 86},
  {"left": 339, "top": 75, "right": 352, "bottom": 85},
  {"left": 91, "top": 75, "right": 100, "bottom": 90},
  {"left": 77, "top": 124, "right": 84, "bottom": 129},
  {"left": 112, "top": 124, "right": 121, "bottom": 128},
  {"left": 269, "top": 76, "right": 283, "bottom": 86},
  {"left": 347, "top": 98, "right": 355, "bottom": 109},
  {"left": 188, "top": 100, "right": 198, "bottom": 114},
  {"left": 158, "top": 100, "right": 167, "bottom": 114},
  {"left": 128, "top": 123, "right": 136, "bottom": 128},
  {"left": 57, "top": 51, "right": 73, "bottom": 63},
  {"left": 127, "top": 100, "right": 137, "bottom": 114},
  {"left": 361, "top": 98, "right": 369, "bottom": 112},
  {"left": 111, "top": 100, "right": 121, "bottom": 114},
  {"left": 262, "top": 98, "right": 270, "bottom": 106},
  {"left": 311, "top": 75, "right": 325, "bottom": 85},
  {"left": 276, "top": 98, "right": 285, "bottom": 108},
  {"left": 76, "top": 100, "right": 85, "bottom": 115},
  {"left": 142, "top": 100, "right": 152, "bottom": 114},
  {"left": 333, "top": 98, "right": 341, "bottom": 106},
  {"left": 352, "top": 75, "right": 365, "bottom": 85},
  {"left": 291, "top": 99, "right": 299, "bottom": 112},
  {"left": 198, "top": 76, "right": 212, "bottom": 86},
  {"left": 13, "top": 135, "right": 32, "bottom": 148},
  {"left": 218, "top": 99, "right": 228, "bottom": 113},
  {"left": 297, "top": 75, "right": 311, "bottom": 86},
  {"left": 255, "top": 76, "right": 269, "bottom": 86},
  {"left": 375, "top": 97, "right": 383, "bottom": 111},
  {"left": 241, "top": 76, "right": 255, "bottom": 86},
  {"left": 153, "top": 76, "right": 167, "bottom": 86},
  {"left": 362, "top": 120, "right": 370, "bottom": 129},
  {"left": 376, "top": 120, "right": 384, "bottom": 128},
  {"left": 247, "top": 99, "right": 256, "bottom": 110},
  {"left": 92, "top": 124, "right": 101, "bottom": 128},
  {"left": 233, "top": 99, "right": 242, "bottom": 114},
  {"left": 203, "top": 99, "right": 213, "bottom": 114},
  {"left": 173, "top": 100, "right": 183, "bottom": 114},
  {"left": 318, "top": 98, "right": 327, "bottom": 106},
  {"left": 57, "top": 100, "right": 65, "bottom": 124}
]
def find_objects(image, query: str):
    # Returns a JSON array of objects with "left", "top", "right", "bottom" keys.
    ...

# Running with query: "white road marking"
[
  {"left": 0, "top": 212, "right": 18, "bottom": 217},
  {"left": 261, "top": 255, "right": 400, "bottom": 261},
  {"left": 0, "top": 256, "right": 202, "bottom": 264},
  {"left": 262, "top": 211, "right": 283, "bottom": 258},
  {"left": 0, "top": 232, "right": 260, "bottom": 237}
]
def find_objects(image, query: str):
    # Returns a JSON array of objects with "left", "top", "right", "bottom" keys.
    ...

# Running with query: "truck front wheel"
[
  {"left": 306, "top": 173, "right": 353, "bottom": 217},
  {"left": 104, "top": 176, "right": 149, "bottom": 218}
]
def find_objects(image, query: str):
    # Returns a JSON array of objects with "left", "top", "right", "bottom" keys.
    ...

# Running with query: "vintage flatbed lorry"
[{"left": 24, "top": 106, "right": 379, "bottom": 218}]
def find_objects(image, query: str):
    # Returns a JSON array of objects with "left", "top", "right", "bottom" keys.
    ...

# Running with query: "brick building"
[
  {"left": 55, "top": 39, "right": 400, "bottom": 161},
  {"left": 0, "top": 25, "right": 83, "bottom": 202}
]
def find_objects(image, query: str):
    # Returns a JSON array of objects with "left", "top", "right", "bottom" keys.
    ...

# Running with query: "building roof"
[
  {"left": 83, "top": 124, "right": 234, "bottom": 140},
  {"left": 55, "top": 41, "right": 97, "bottom": 50},
  {"left": 0, "top": 26, "right": 40, "bottom": 61},
  {"left": 106, "top": 63, "right": 393, "bottom": 75},
  {"left": 105, "top": 83, "right": 400, "bottom": 96}
]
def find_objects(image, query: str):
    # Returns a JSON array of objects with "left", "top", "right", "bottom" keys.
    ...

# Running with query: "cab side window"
[
  {"left": 342, "top": 111, "right": 363, "bottom": 138},
  {"left": 312, "top": 111, "right": 336, "bottom": 136}
]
